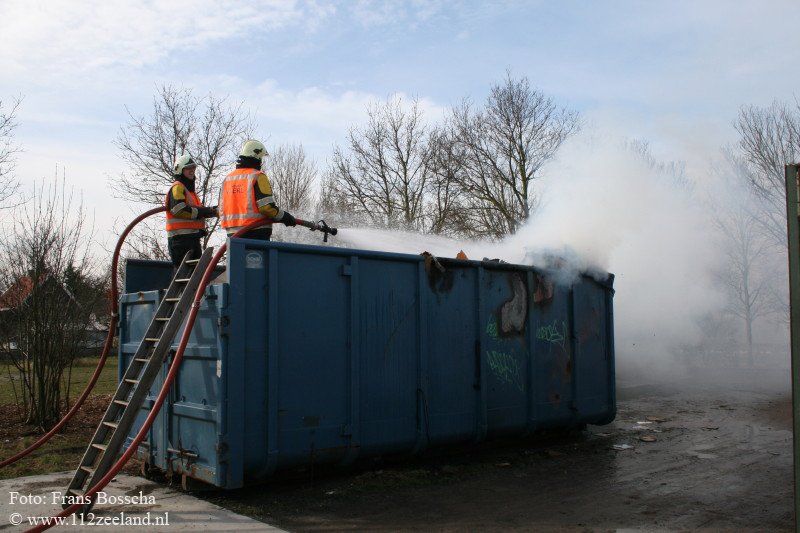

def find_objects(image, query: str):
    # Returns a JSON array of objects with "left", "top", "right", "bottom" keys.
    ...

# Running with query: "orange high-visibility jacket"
[
  {"left": 219, "top": 168, "right": 282, "bottom": 232},
  {"left": 164, "top": 182, "right": 205, "bottom": 237}
]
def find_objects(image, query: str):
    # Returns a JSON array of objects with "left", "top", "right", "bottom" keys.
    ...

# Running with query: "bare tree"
[
  {"left": 316, "top": 171, "right": 367, "bottom": 231},
  {"left": 265, "top": 143, "right": 317, "bottom": 214},
  {"left": 709, "top": 154, "right": 781, "bottom": 364},
  {"left": 0, "top": 176, "right": 101, "bottom": 430},
  {"left": 0, "top": 97, "right": 22, "bottom": 208},
  {"left": 329, "top": 96, "right": 431, "bottom": 230},
  {"left": 624, "top": 138, "right": 690, "bottom": 189},
  {"left": 733, "top": 101, "right": 800, "bottom": 248},
  {"left": 712, "top": 204, "right": 774, "bottom": 365},
  {"left": 114, "top": 85, "right": 254, "bottom": 253},
  {"left": 424, "top": 126, "right": 470, "bottom": 236},
  {"left": 450, "top": 73, "right": 580, "bottom": 238}
]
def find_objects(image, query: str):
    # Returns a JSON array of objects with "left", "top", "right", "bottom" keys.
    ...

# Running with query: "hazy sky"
[{"left": 1, "top": 0, "right": 799, "bottom": 246}]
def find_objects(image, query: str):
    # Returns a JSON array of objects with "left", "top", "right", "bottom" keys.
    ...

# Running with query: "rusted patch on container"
[
  {"left": 137, "top": 291, "right": 145, "bottom": 301},
  {"left": 499, "top": 273, "right": 527, "bottom": 335},
  {"left": 551, "top": 392, "right": 562, "bottom": 408}
]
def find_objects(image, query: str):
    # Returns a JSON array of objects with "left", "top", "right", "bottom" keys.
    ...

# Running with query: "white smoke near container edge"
[
  {"left": 330, "top": 131, "right": 727, "bottom": 376},
  {"left": 502, "top": 133, "right": 726, "bottom": 377}
]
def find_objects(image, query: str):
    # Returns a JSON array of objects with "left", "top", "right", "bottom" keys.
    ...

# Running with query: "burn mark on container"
[
  {"left": 533, "top": 273, "right": 554, "bottom": 305},
  {"left": 421, "top": 252, "right": 454, "bottom": 293},
  {"left": 499, "top": 273, "right": 527, "bottom": 335}
]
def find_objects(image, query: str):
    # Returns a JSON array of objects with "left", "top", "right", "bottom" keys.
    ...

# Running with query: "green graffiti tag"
[
  {"left": 486, "top": 316, "right": 499, "bottom": 339},
  {"left": 536, "top": 320, "right": 567, "bottom": 350},
  {"left": 487, "top": 350, "right": 524, "bottom": 392}
]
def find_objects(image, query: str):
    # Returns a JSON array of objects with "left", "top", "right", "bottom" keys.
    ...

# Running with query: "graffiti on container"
[
  {"left": 487, "top": 350, "right": 524, "bottom": 392},
  {"left": 486, "top": 316, "right": 499, "bottom": 339},
  {"left": 536, "top": 320, "right": 567, "bottom": 350}
]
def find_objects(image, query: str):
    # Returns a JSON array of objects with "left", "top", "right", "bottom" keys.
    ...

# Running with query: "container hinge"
[{"left": 341, "top": 265, "right": 353, "bottom": 276}]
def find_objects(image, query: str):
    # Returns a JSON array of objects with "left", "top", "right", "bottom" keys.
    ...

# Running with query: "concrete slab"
[{"left": 0, "top": 472, "right": 285, "bottom": 532}]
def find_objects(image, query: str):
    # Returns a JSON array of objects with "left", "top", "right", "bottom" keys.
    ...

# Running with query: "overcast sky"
[{"left": 1, "top": 0, "right": 799, "bottom": 247}]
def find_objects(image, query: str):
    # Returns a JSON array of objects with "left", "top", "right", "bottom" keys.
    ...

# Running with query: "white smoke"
[{"left": 332, "top": 132, "right": 727, "bottom": 375}]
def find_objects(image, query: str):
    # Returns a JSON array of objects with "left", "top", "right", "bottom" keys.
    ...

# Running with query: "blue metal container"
[{"left": 119, "top": 239, "right": 616, "bottom": 488}]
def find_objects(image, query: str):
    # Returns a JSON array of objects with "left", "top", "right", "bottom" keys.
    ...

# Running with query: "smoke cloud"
[{"left": 334, "top": 131, "right": 729, "bottom": 378}]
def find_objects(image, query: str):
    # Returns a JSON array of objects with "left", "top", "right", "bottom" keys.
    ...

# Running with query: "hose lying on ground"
[{"left": 0, "top": 206, "right": 168, "bottom": 469}]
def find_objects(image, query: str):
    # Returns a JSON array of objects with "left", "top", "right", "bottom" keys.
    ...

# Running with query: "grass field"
[
  {"left": 0, "top": 356, "right": 124, "bottom": 480},
  {"left": 0, "top": 355, "right": 119, "bottom": 405}
]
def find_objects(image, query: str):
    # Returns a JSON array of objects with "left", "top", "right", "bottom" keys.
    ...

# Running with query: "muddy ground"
[{"left": 200, "top": 366, "right": 794, "bottom": 532}]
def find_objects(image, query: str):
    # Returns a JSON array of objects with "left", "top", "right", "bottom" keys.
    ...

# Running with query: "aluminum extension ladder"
[{"left": 63, "top": 247, "right": 214, "bottom": 510}]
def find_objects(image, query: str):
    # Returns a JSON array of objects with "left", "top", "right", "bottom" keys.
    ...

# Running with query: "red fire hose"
[
  {"left": 25, "top": 215, "right": 337, "bottom": 532},
  {"left": 0, "top": 206, "right": 168, "bottom": 469},
  {"left": 25, "top": 218, "right": 275, "bottom": 532}
]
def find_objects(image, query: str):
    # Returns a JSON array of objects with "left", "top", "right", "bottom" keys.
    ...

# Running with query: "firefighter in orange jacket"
[
  {"left": 165, "top": 155, "right": 218, "bottom": 267},
  {"left": 218, "top": 139, "right": 295, "bottom": 239}
]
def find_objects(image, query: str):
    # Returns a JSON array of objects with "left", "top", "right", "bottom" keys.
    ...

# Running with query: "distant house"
[
  {"left": 0, "top": 274, "right": 38, "bottom": 311},
  {"left": 0, "top": 273, "right": 109, "bottom": 356}
]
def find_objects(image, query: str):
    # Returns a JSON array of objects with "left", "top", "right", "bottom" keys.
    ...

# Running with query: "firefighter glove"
[
  {"left": 198, "top": 206, "right": 217, "bottom": 218},
  {"left": 281, "top": 211, "right": 297, "bottom": 227}
]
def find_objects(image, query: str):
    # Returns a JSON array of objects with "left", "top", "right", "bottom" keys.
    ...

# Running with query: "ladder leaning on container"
[
  {"left": 62, "top": 247, "right": 214, "bottom": 513},
  {"left": 20, "top": 215, "right": 338, "bottom": 532},
  {"left": 21, "top": 216, "right": 338, "bottom": 533}
]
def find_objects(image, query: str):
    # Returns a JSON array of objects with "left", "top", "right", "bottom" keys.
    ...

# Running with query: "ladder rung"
[
  {"left": 67, "top": 489, "right": 83, "bottom": 497},
  {"left": 80, "top": 466, "right": 94, "bottom": 474},
  {"left": 164, "top": 298, "right": 180, "bottom": 303},
  {"left": 175, "top": 278, "right": 190, "bottom": 283},
  {"left": 156, "top": 317, "right": 170, "bottom": 322},
  {"left": 134, "top": 358, "right": 149, "bottom": 363},
  {"left": 113, "top": 400, "right": 129, "bottom": 407},
  {"left": 92, "top": 443, "right": 107, "bottom": 451},
  {"left": 124, "top": 378, "right": 139, "bottom": 385},
  {"left": 144, "top": 337, "right": 160, "bottom": 342},
  {"left": 185, "top": 259, "right": 200, "bottom": 264},
  {"left": 103, "top": 421, "right": 118, "bottom": 429}
]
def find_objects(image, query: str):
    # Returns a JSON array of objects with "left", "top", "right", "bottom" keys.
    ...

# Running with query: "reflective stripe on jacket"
[
  {"left": 165, "top": 182, "right": 205, "bottom": 237},
  {"left": 219, "top": 168, "right": 265, "bottom": 232}
]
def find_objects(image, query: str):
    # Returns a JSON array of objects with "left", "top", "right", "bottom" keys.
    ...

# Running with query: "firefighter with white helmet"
[
  {"left": 218, "top": 139, "right": 296, "bottom": 240},
  {"left": 164, "top": 154, "right": 218, "bottom": 267}
]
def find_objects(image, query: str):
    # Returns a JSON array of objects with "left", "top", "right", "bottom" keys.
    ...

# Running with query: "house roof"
[
  {"left": 0, "top": 275, "right": 35, "bottom": 310},
  {"left": 0, "top": 273, "right": 77, "bottom": 311}
]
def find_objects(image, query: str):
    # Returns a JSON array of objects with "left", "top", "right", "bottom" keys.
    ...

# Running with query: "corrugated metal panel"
[{"left": 120, "top": 239, "right": 616, "bottom": 488}]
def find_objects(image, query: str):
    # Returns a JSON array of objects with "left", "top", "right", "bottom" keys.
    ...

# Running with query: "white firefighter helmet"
[
  {"left": 240, "top": 139, "right": 268, "bottom": 160},
  {"left": 173, "top": 154, "right": 197, "bottom": 175}
]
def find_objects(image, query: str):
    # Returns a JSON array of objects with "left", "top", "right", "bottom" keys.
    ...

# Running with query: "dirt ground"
[
  {"left": 200, "top": 367, "right": 794, "bottom": 532},
  {"left": 1, "top": 366, "right": 792, "bottom": 532}
]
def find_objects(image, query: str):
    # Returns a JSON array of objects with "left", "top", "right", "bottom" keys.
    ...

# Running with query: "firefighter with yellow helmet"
[
  {"left": 218, "top": 139, "right": 296, "bottom": 239},
  {"left": 164, "top": 155, "right": 218, "bottom": 267}
]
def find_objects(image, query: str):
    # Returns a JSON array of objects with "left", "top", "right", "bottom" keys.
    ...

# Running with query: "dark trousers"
[{"left": 168, "top": 235, "right": 202, "bottom": 268}]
